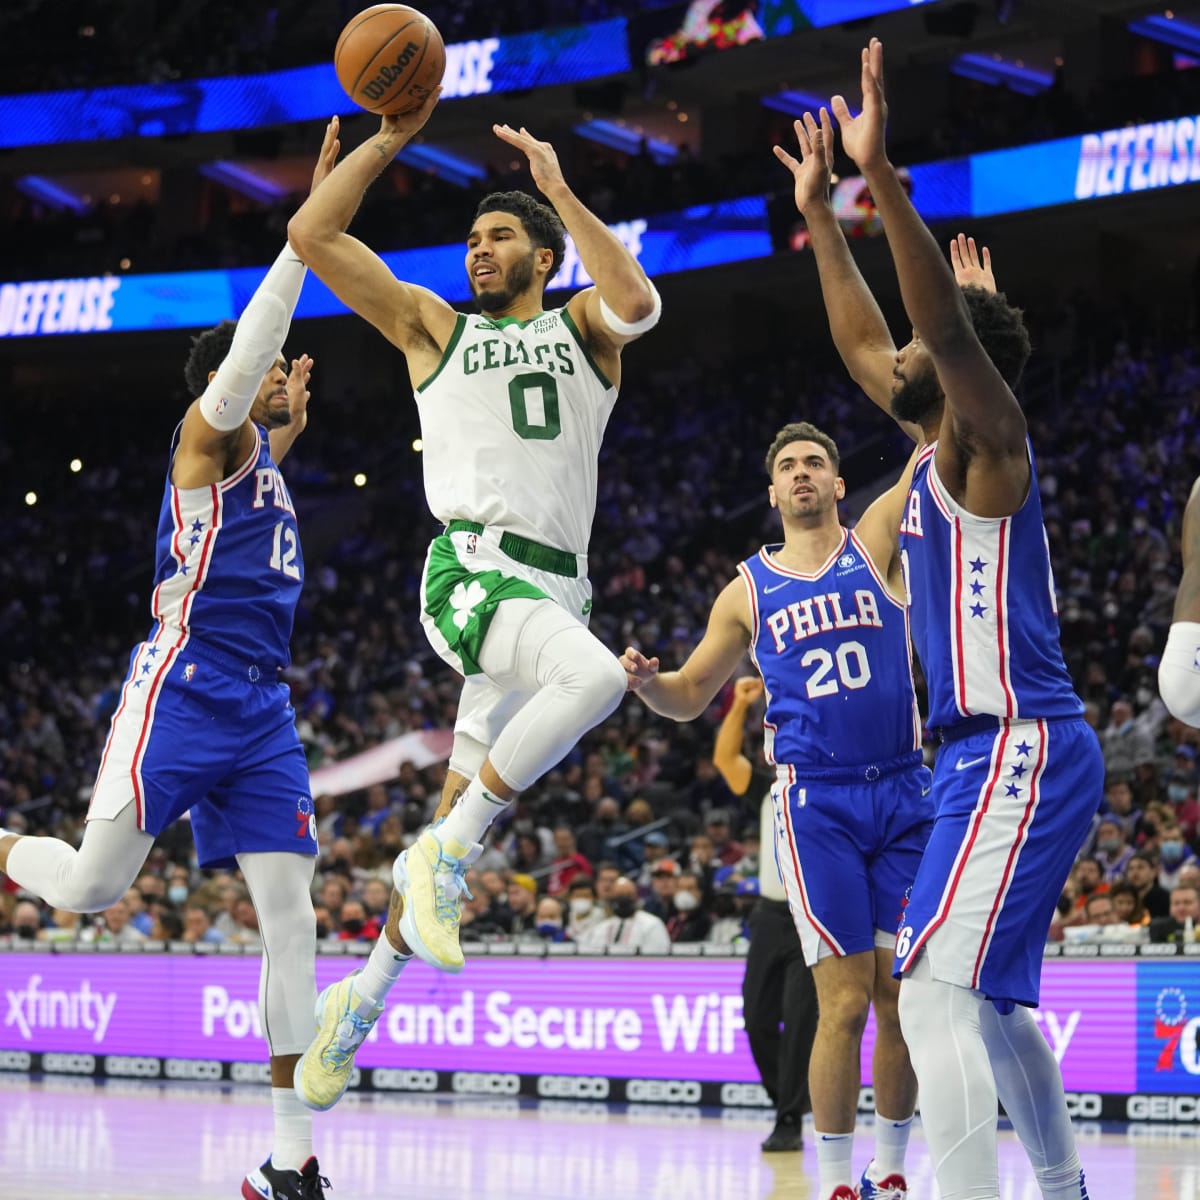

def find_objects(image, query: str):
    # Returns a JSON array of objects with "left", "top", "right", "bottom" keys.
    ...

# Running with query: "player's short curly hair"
[
  {"left": 765, "top": 421, "right": 840, "bottom": 478},
  {"left": 183, "top": 320, "right": 236, "bottom": 398},
  {"left": 961, "top": 285, "right": 1032, "bottom": 389},
  {"left": 473, "top": 191, "right": 567, "bottom": 279}
]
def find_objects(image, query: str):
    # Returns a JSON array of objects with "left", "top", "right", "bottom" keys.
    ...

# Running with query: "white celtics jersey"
[{"left": 415, "top": 308, "right": 618, "bottom": 555}]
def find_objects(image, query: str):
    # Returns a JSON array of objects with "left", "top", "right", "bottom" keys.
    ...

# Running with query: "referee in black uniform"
[{"left": 713, "top": 676, "right": 818, "bottom": 1153}]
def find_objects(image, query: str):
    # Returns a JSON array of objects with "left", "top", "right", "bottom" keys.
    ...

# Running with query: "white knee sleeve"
[
  {"left": 479, "top": 599, "right": 627, "bottom": 792},
  {"left": 6, "top": 803, "right": 152, "bottom": 912},
  {"left": 1159, "top": 622, "right": 1200, "bottom": 726},
  {"left": 449, "top": 731, "right": 489, "bottom": 781},
  {"left": 238, "top": 851, "right": 317, "bottom": 1057}
]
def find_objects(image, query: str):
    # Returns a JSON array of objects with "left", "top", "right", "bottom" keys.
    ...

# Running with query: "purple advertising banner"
[{"left": 0, "top": 953, "right": 1153, "bottom": 1093}]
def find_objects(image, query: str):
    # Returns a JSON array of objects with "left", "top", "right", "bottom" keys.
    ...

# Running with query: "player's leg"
[
  {"left": 979, "top": 1003, "right": 1088, "bottom": 1200},
  {"left": 897, "top": 955, "right": 1000, "bottom": 1200},
  {"left": 238, "top": 849, "right": 323, "bottom": 1197},
  {"left": 401, "top": 597, "right": 625, "bottom": 970},
  {"left": 1, "top": 801, "right": 152, "bottom": 911},
  {"left": 861, "top": 763, "right": 931, "bottom": 1198}
]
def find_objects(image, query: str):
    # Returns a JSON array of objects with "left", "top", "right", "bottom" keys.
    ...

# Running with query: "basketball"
[{"left": 334, "top": 4, "right": 446, "bottom": 116}]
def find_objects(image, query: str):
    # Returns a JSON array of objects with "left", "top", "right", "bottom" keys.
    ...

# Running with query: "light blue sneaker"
[
  {"left": 293, "top": 969, "right": 383, "bottom": 1111},
  {"left": 394, "top": 824, "right": 481, "bottom": 973}
]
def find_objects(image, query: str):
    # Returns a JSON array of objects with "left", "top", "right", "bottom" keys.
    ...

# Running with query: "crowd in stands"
[{"left": 3, "top": 304, "right": 1200, "bottom": 951}]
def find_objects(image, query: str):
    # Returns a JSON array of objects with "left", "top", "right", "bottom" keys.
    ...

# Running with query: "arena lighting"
[
  {"left": 1129, "top": 13, "right": 1200, "bottom": 58},
  {"left": 15, "top": 175, "right": 89, "bottom": 214},
  {"left": 69, "top": 459, "right": 82, "bottom": 473},
  {"left": 573, "top": 120, "right": 678, "bottom": 164},
  {"left": 197, "top": 161, "right": 289, "bottom": 205},
  {"left": 397, "top": 143, "right": 486, "bottom": 188},
  {"left": 760, "top": 90, "right": 831, "bottom": 119},
  {"left": 949, "top": 52, "right": 1055, "bottom": 96},
  {"left": 412, "top": 439, "right": 424, "bottom": 453},
  {"left": 353, "top": 473, "right": 367, "bottom": 487},
  {"left": 24, "top": 492, "right": 37, "bottom": 506}
]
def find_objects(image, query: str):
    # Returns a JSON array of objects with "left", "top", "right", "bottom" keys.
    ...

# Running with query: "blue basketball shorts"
[
  {"left": 773, "top": 752, "right": 935, "bottom": 967},
  {"left": 89, "top": 633, "right": 317, "bottom": 870},
  {"left": 894, "top": 717, "right": 1103, "bottom": 1008}
]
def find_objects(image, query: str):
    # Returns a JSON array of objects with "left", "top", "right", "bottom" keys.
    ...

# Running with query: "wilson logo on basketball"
[{"left": 362, "top": 43, "right": 421, "bottom": 101}]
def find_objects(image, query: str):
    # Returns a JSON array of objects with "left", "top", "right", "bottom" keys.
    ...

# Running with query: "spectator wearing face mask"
[
  {"left": 336, "top": 899, "right": 380, "bottom": 942},
  {"left": 580, "top": 877, "right": 670, "bottom": 954},
  {"left": 667, "top": 872, "right": 712, "bottom": 943},
  {"left": 1124, "top": 852, "right": 1171, "bottom": 920},
  {"left": 529, "top": 896, "right": 569, "bottom": 943},
  {"left": 565, "top": 877, "right": 606, "bottom": 943},
  {"left": 1157, "top": 824, "right": 1198, "bottom": 890},
  {"left": 1093, "top": 818, "right": 1134, "bottom": 883},
  {"left": 10, "top": 899, "right": 42, "bottom": 941}
]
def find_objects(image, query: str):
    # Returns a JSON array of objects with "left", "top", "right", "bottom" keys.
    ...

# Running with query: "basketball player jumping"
[
  {"left": 620, "top": 419, "right": 932, "bottom": 1200},
  {"left": 807, "top": 39, "right": 1099, "bottom": 1200},
  {"left": 1159, "top": 477, "right": 1200, "bottom": 724},
  {"left": 0, "top": 125, "right": 342, "bottom": 1200},
  {"left": 285, "top": 98, "right": 659, "bottom": 1109}
]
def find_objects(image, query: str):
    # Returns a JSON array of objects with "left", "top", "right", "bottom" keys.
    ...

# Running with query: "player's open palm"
[
  {"left": 287, "top": 354, "right": 313, "bottom": 428},
  {"left": 950, "top": 233, "right": 996, "bottom": 294},
  {"left": 832, "top": 37, "right": 888, "bottom": 170},
  {"left": 620, "top": 646, "right": 660, "bottom": 692},
  {"left": 494, "top": 124, "right": 566, "bottom": 195},
  {"left": 773, "top": 108, "right": 834, "bottom": 216}
]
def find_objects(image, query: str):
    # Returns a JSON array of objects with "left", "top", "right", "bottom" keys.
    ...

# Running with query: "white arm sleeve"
[
  {"left": 1159, "top": 621, "right": 1200, "bottom": 726},
  {"left": 198, "top": 246, "right": 308, "bottom": 431},
  {"left": 598, "top": 280, "right": 662, "bottom": 337}
]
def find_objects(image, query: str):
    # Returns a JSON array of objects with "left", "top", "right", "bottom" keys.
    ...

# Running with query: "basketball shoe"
[
  {"left": 826, "top": 1187, "right": 859, "bottom": 1200},
  {"left": 293, "top": 969, "right": 383, "bottom": 1112},
  {"left": 242, "top": 1155, "right": 329, "bottom": 1199},
  {"left": 858, "top": 1163, "right": 907, "bottom": 1199},
  {"left": 394, "top": 823, "right": 481, "bottom": 972}
]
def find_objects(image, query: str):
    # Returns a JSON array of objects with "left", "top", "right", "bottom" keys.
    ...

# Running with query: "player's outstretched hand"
[
  {"left": 831, "top": 37, "right": 887, "bottom": 171},
  {"left": 620, "top": 646, "right": 660, "bottom": 692},
  {"left": 493, "top": 125, "right": 567, "bottom": 197},
  {"left": 311, "top": 117, "right": 341, "bottom": 192},
  {"left": 772, "top": 108, "right": 835, "bottom": 216},
  {"left": 287, "top": 354, "right": 313, "bottom": 430},
  {"left": 950, "top": 233, "right": 996, "bottom": 294},
  {"left": 732, "top": 676, "right": 764, "bottom": 705}
]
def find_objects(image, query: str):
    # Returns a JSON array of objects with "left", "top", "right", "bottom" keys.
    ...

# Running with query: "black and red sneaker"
[{"left": 242, "top": 1156, "right": 330, "bottom": 1199}]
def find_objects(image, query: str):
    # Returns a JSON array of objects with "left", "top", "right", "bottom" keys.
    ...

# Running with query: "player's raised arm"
[
  {"left": 712, "top": 676, "right": 764, "bottom": 795},
  {"left": 774, "top": 108, "right": 917, "bottom": 438},
  {"left": 493, "top": 125, "right": 660, "bottom": 378},
  {"left": 621, "top": 579, "right": 752, "bottom": 721},
  {"left": 287, "top": 103, "right": 459, "bottom": 360},
  {"left": 834, "top": 39, "right": 1029, "bottom": 516}
]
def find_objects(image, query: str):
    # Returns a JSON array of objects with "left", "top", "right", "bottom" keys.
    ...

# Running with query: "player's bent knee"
[
  {"left": 67, "top": 877, "right": 131, "bottom": 914},
  {"left": 1158, "top": 655, "right": 1200, "bottom": 727}
]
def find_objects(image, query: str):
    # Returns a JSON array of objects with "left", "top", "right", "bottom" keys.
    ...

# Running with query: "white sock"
[
  {"left": 270, "top": 1086, "right": 313, "bottom": 1172},
  {"left": 353, "top": 935, "right": 412, "bottom": 1013},
  {"left": 871, "top": 1112, "right": 914, "bottom": 1178},
  {"left": 439, "top": 777, "right": 508, "bottom": 847},
  {"left": 813, "top": 1129, "right": 853, "bottom": 1196}
]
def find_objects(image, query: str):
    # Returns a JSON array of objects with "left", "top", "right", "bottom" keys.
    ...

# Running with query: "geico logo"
[
  {"left": 536, "top": 1075, "right": 610, "bottom": 1099},
  {"left": 0, "top": 1051, "right": 32, "bottom": 1070},
  {"left": 625, "top": 1079, "right": 702, "bottom": 1103},
  {"left": 1062, "top": 1093, "right": 1102, "bottom": 1118},
  {"left": 1127, "top": 1095, "right": 1200, "bottom": 1121},
  {"left": 42, "top": 1053, "right": 95, "bottom": 1075},
  {"left": 451, "top": 1072, "right": 520, "bottom": 1095},
  {"left": 450, "top": 1097, "right": 520, "bottom": 1115},
  {"left": 164, "top": 1059, "right": 223, "bottom": 1081},
  {"left": 626, "top": 1103, "right": 701, "bottom": 1122},
  {"left": 536, "top": 1100, "right": 611, "bottom": 1119},
  {"left": 372, "top": 1069, "right": 439, "bottom": 1091},
  {"left": 230, "top": 1062, "right": 274, "bottom": 1084},
  {"left": 104, "top": 1056, "right": 161, "bottom": 1078},
  {"left": 719, "top": 1082, "right": 772, "bottom": 1107}
]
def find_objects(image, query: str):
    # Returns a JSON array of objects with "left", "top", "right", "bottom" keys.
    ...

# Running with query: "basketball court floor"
[{"left": 1, "top": 1076, "right": 1195, "bottom": 1199}]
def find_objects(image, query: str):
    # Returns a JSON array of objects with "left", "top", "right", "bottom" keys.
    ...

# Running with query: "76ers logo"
[
  {"left": 295, "top": 795, "right": 316, "bottom": 841},
  {"left": 1154, "top": 986, "right": 1197, "bottom": 1072}
]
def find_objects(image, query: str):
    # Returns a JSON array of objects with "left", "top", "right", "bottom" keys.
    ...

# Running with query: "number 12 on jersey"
[{"left": 269, "top": 521, "right": 300, "bottom": 579}]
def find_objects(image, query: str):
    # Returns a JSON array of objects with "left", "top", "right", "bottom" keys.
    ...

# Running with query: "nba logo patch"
[
  {"left": 215, "top": 396, "right": 228, "bottom": 415},
  {"left": 183, "top": 663, "right": 197, "bottom": 682},
  {"left": 466, "top": 533, "right": 478, "bottom": 555}
]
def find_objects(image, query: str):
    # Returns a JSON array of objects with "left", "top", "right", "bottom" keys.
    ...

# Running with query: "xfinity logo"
[
  {"left": 5, "top": 975, "right": 117, "bottom": 1043},
  {"left": 625, "top": 1079, "right": 702, "bottom": 1103},
  {"left": 451, "top": 1071, "right": 520, "bottom": 1095},
  {"left": 536, "top": 1074, "right": 610, "bottom": 1099}
]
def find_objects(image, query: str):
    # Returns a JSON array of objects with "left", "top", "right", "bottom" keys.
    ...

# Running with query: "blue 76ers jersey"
[
  {"left": 739, "top": 531, "right": 921, "bottom": 769},
  {"left": 148, "top": 424, "right": 302, "bottom": 667},
  {"left": 899, "top": 442, "right": 1082, "bottom": 730}
]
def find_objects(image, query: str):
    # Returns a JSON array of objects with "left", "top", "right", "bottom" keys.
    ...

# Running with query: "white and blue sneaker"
[
  {"left": 293, "top": 969, "right": 382, "bottom": 1112},
  {"left": 859, "top": 1162, "right": 907, "bottom": 1199}
]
